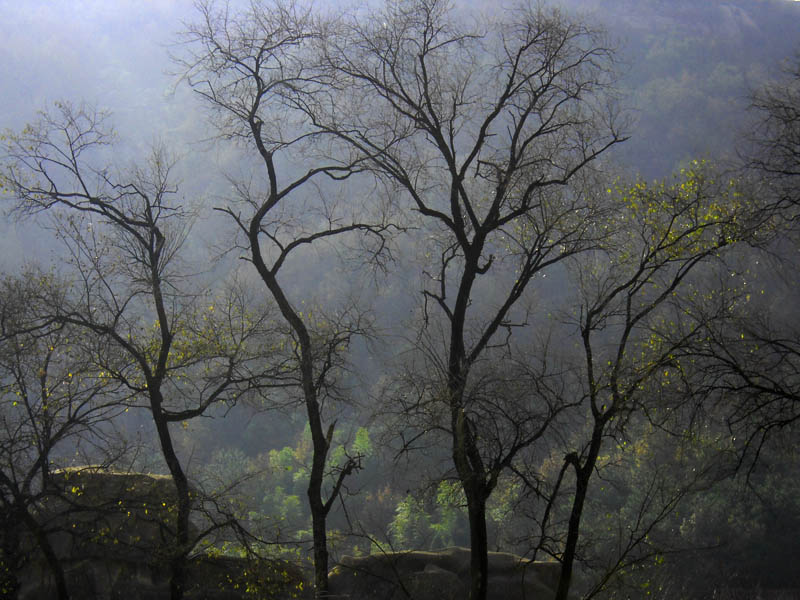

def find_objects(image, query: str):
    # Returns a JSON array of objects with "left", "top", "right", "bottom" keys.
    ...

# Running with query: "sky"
[
  {"left": 2, "top": 0, "right": 800, "bottom": 267},
  {"left": 3, "top": 0, "right": 800, "bottom": 162},
  {"left": 0, "top": 0, "right": 220, "bottom": 267},
  {"left": 0, "top": 0, "right": 197, "bottom": 143}
]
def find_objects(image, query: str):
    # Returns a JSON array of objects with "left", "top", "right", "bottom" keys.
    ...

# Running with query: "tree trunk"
[
  {"left": 465, "top": 492, "right": 489, "bottom": 600},
  {"left": 250, "top": 224, "right": 337, "bottom": 598},
  {"left": 164, "top": 450, "right": 190, "bottom": 600},
  {"left": 555, "top": 426, "right": 605, "bottom": 600},
  {"left": 453, "top": 403, "right": 490, "bottom": 600},
  {"left": 307, "top": 395, "right": 333, "bottom": 598},
  {"left": 151, "top": 396, "right": 191, "bottom": 600},
  {"left": 20, "top": 508, "right": 69, "bottom": 600},
  {"left": 309, "top": 494, "right": 330, "bottom": 599}
]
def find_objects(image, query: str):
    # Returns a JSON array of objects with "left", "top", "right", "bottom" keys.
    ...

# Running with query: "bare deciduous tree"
[
  {"left": 747, "top": 55, "right": 800, "bottom": 216},
  {"left": 548, "top": 163, "right": 769, "bottom": 599},
  {"left": 1, "top": 102, "right": 283, "bottom": 600},
  {"left": 176, "top": 1, "right": 397, "bottom": 595},
  {"left": 0, "top": 269, "right": 130, "bottom": 600},
  {"left": 665, "top": 56, "right": 800, "bottom": 474},
  {"left": 305, "top": 1, "right": 625, "bottom": 597}
]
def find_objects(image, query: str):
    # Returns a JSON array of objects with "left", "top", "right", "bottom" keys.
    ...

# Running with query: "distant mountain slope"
[{"left": 552, "top": 0, "right": 800, "bottom": 176}]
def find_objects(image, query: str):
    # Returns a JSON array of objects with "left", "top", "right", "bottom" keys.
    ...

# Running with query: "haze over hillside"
[{"left": 2, "top": 1, "right": 799, "bottom": 599}]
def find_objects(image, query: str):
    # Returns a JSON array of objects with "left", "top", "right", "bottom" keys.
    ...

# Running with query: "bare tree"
[
  {"left": 693, "top": 54, "right": 800, "bottom": 465},
  {"left": 176, "top": 1, "right": 397, "bottom": 595},
  {"left": 0, "top": 269, "right": 130, "bottom": 600},
  {"left": 675, "top": 269, "right": 800, "bottom": 473},
  {"left": 547, "top": 163, "right": 770, "bottom": 599},
  {"left": 746, "top": 54, "right": 800, "bottom": 216},
  {"left": 302, "top": 1, "right": 625, "bottom": 597},
  {"left": 1, "top": 102, "right": 283, "bottom": 600}
]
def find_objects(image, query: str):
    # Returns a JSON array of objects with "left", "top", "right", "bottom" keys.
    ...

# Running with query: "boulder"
[
  {"left": 328, "top": 546, "right": 560, "bottom": 600},
  {"left": 392, "top": 563, "right": 467, "bottom": 600},
  {"left": 184, "top": 554, "right": 309, "bottom": 600}
]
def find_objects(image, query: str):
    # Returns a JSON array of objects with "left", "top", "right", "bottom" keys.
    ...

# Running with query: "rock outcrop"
[
  {"left": 15, "top": 467, "right": 309, "bottom": 600},
  {"left": 46, "top": 467, "right": 189, "bottom": 562},
  {"left": 15, "top": 468, "right": 559, "bottom": 599},
  {"left": 327, "top": 546, "right": 560, "bottom": 600}
]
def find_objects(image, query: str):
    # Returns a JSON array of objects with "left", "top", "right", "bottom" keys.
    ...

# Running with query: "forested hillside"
[
  {"left": 1, "top": 1, "right": 799, "bottom": 599},
  {"left": 565, "top": 0, "right": 800, "bottom": 176}
]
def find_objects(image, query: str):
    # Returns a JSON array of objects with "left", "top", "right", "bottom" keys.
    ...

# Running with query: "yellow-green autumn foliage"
[
  {"left": 567, "top": 161, "right": 769, "bottom": 430},
  {"left": 605, "top": 160, "right": 752, "bottom": 264}
]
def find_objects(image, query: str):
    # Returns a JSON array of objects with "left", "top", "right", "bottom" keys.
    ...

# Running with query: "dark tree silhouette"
[
  {"left": 177, "top": 2, "right": 397, "bottom": 595},
  {"left": 0, "top": 270, "right": 129, "bottom": 600},
  {"left": 1, "top": 102, "right": 283, "bottom": 600},
  {"left": 306, "top": 1, "right": 625, "bottom": 597}
]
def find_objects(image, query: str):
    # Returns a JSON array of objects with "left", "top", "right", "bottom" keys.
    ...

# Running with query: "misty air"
[{"left": 1, "top": 1, "right": 799, "bottom": 599}]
